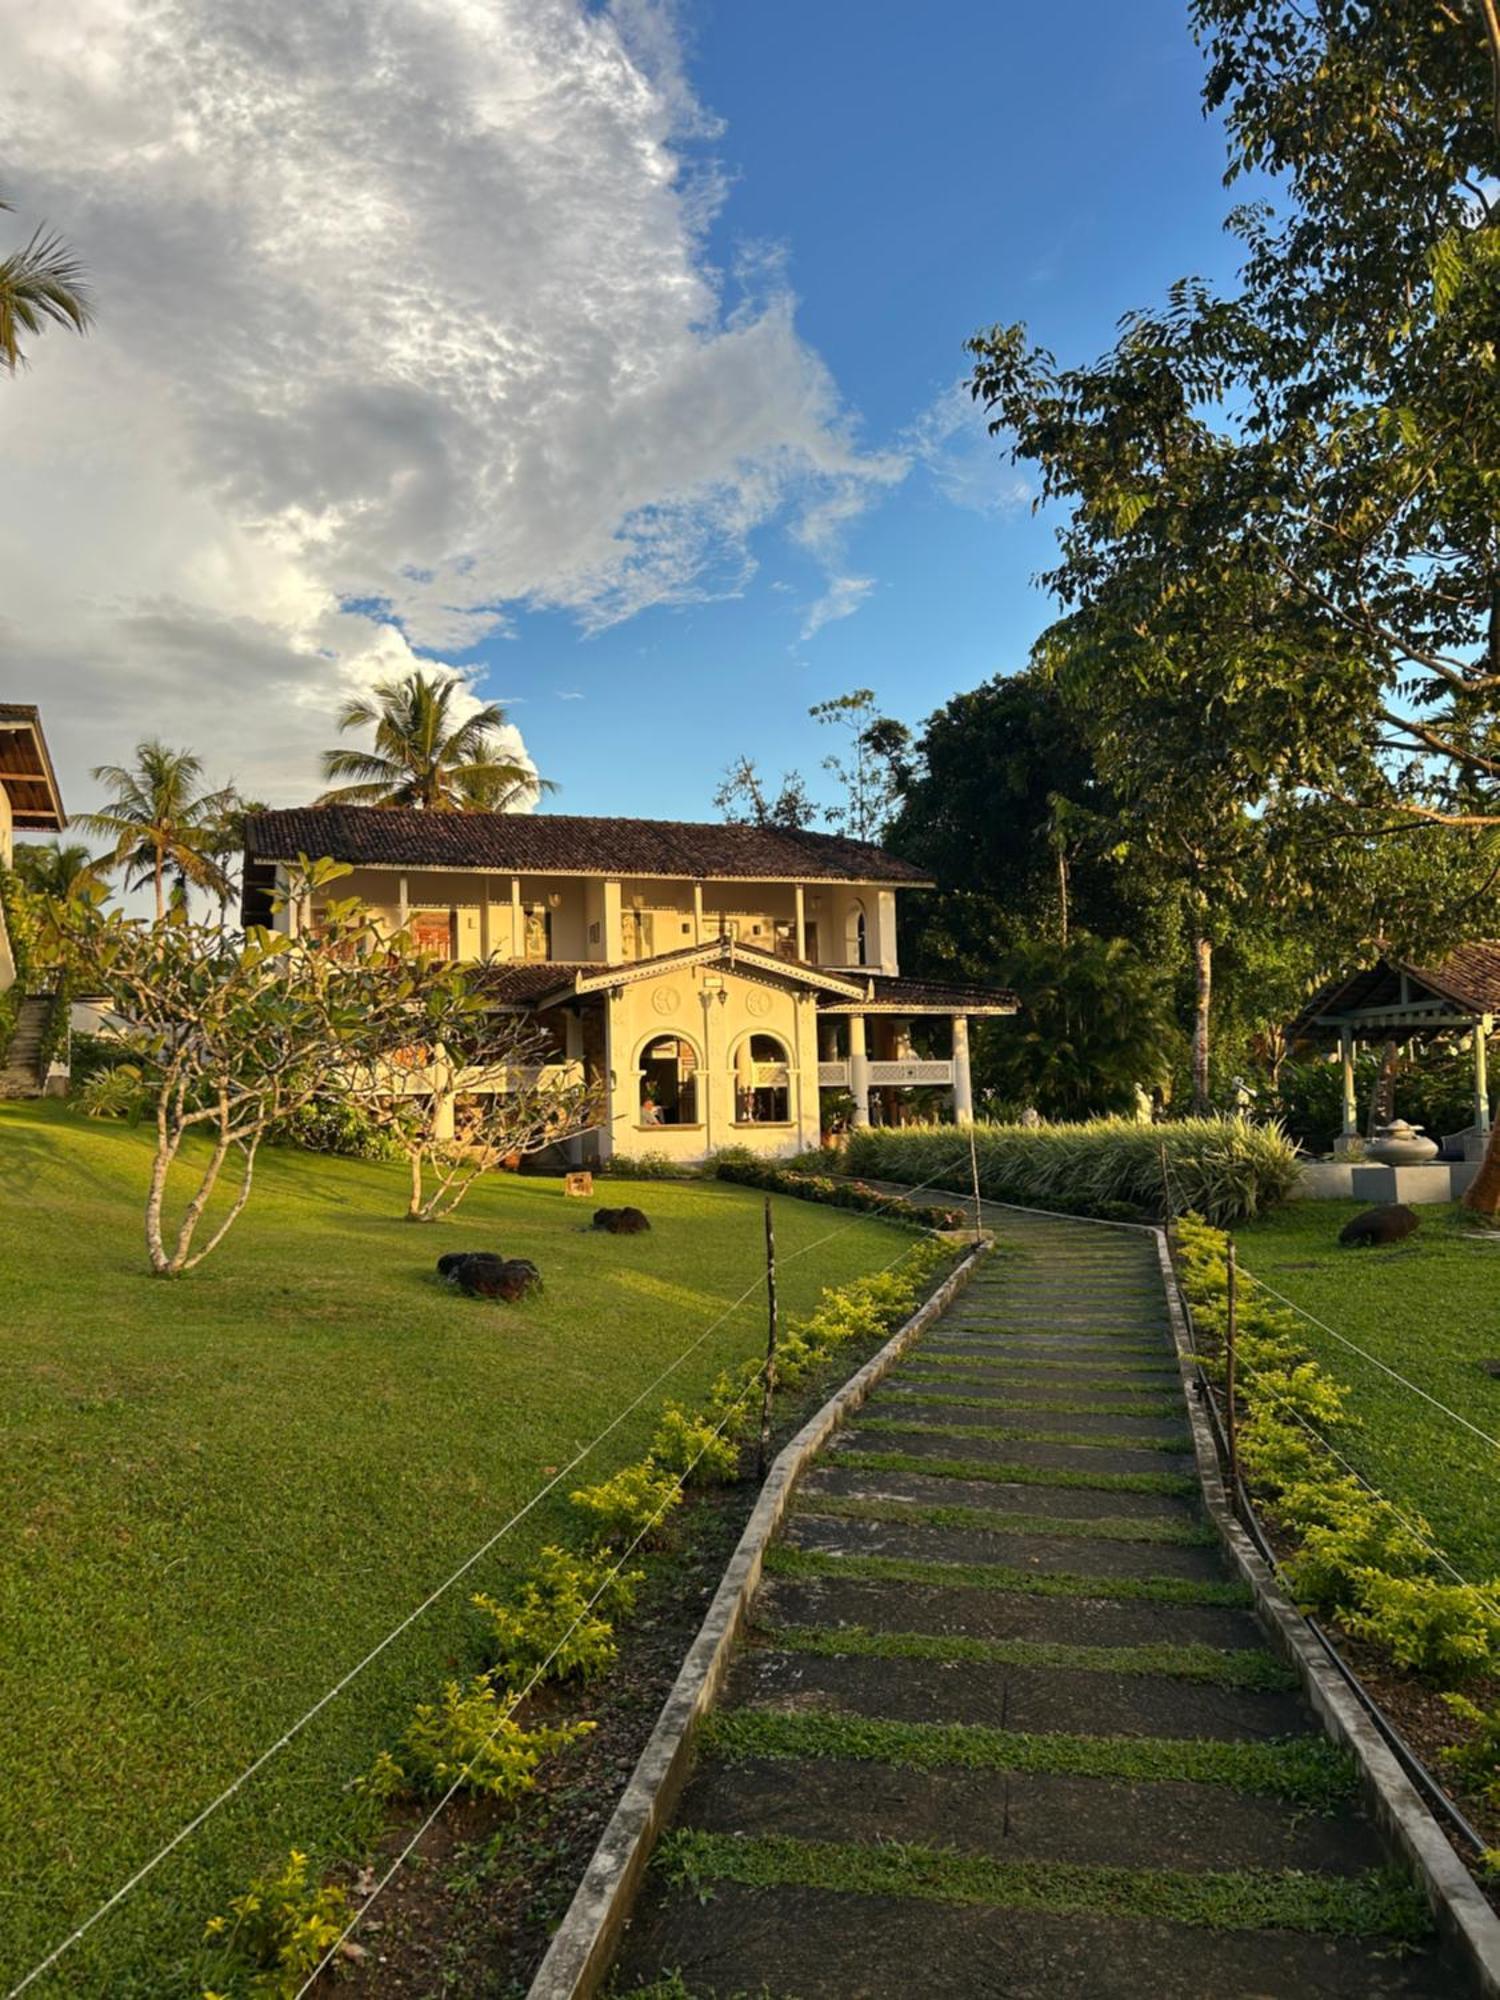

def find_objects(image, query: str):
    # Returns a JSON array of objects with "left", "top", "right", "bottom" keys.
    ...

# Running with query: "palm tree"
[
  {"left": 77, "top": 742, "right": 237, "bottom": 923},
  {"left": 10, "top": 839, "right": 103, "bottom": 901},
  {"left": 1, "top": 194, "right": 92, "bottom": 371},
  {"left": 319, "top": 671, "right": 547, "bottom": 812}
]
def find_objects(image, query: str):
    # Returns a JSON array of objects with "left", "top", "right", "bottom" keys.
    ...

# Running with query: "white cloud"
[
  {"left": 906, "top": 381, "right": 1032, "bottom": 515},
  {"left": 801, "top": 574, "right": 875, "bottom": 640},
  {"left": 0, "top": 0, "right": 900, "bottom": 809}
]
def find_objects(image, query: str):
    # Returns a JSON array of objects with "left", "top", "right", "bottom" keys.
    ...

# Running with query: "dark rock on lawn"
[
  {"left": 437, "top": 1251, "right": 542, "bottom": 1301},
  {"left": 1338, "top": 1203, "right": 1420, "bottom": 1248},
  {"left": 593, "top": 1206, "right": 651, "bottom": 1235}
]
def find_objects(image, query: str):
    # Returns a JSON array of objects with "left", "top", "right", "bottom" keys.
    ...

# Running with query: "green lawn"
[
  {"left": 0, "top": 1102, "right": 908, "bottom": 1997},
  {"left": 1235, "top": 1200, "right": 1500, "bottom": 1579}
]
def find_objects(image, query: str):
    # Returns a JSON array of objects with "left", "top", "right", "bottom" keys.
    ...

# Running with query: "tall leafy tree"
[
  {"left": 319, "top": 671, "right": 544, "bottom": 812},
  {"left": 78, "top": 742, "right": 236, "bottom": 923},
  {"left": 712, "top": 755, "right": 817, "bottom": 830},
  {"left": 0, "top": 192, "right": 91, "bottom": 371}
]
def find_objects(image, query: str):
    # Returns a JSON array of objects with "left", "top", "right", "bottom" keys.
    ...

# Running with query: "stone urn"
[{"left": 1366, "top": 1120, "right": 1440, "bottom": 1166}]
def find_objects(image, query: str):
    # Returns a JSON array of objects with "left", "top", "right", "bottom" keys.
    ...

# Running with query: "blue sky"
[
  {"left": 4, "top": 1, "right": 1248, "bottom": 826},
  {"left": 475, "top": 1, "right": 1241, "bottom": 820}
]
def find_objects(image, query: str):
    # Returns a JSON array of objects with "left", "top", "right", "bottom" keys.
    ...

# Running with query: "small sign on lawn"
[{"left": 564, "top": 1171, "right": 594, "bottom": 1198}]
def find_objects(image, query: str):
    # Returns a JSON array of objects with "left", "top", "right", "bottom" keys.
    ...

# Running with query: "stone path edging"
[
  {"left": 525, "top": 1241, "right": 989, "bottom": 2000},
  {"left": 1152, "top": 1227, "right": 1500, "bottom": 1999}
]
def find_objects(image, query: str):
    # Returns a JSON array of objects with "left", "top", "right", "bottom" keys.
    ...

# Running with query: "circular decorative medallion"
[
  {"left": 745, "top": 987, "right": 774, "bottom": 1019},
  {"left": 651, "top": 986, "right": 682, "bottom": 1018}
]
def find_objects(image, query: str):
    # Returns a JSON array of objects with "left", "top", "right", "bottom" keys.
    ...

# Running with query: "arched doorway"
[
  {"left": 637, "top": 1035, "right": 700, "bottom": 1128},
  {"left": 734, "top": 1032, "right": 792, "bottom": 1125}
]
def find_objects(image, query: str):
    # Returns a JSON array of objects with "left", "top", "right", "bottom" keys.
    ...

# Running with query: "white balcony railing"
[
  {"left": 866, "top": 1059, "right": 954, "bottom": 1087},
  {"left": 818, "top": 1060, "right": 851, "bottom": 1087}
]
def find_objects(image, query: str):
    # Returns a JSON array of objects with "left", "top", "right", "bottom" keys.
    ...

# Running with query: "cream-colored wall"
[
  {"left": 599, "top": 960, "right": 820, "bottom": 1162},
  {"left": 285, "top": 862, "right": 902, "bottom": 976},
  {"left": 0, "top": 783, "right": 13, "bottom": 871}
]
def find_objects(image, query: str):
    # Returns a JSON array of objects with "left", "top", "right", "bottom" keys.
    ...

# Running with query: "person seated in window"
[{"left": 641, "top": 1095, "right": 664, "bottom": 1126}]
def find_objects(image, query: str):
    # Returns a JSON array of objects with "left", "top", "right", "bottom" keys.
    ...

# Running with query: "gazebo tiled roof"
[
  {"left": 1290, "top": 942, "right": 1500, "bottom": 1037},
  {"left": 243, "top": 805, "right": 933, "bottom": 885}
]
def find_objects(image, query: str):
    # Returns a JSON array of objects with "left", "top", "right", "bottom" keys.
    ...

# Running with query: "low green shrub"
[
  {"left": 1341, "top": 1573, "right": 1500, "bottom": 1680},
  {"left": 273, "top": 1098, "right": 404, "bottom": 1162},
  {"left": 715, "top": 1156, "right": 969, "bottom": 1232},
  {"left": 845, "top": 1117, "right": 1301, "bottom": 1227},
  {"left": 473, "top": 1545, "right": 644, "bottom": 1689},
  {"left": 598, "top": 1151, "right": 688, "bottom": 1180},
  {"left": 568, "top": 1458, "right": 684, "bottom": 1548},
  {"left": 201, "top": 1847, "right": 347, "bottom": 2000},
  {"left": 649, "top": 1403, "right": 742, "bottom": 1484},
  {"left": 77, "top": 1062, "right": 149, "bottom": 1121},
  {"left": 1441, "top": 1693, "right": 1500, "bottom": 1808},
  {"left": 362, "top": 1680, "right": 593, "bottom": 1801},
  {"left": 68, "top": 1029, "right": 141, "bottom": 1083}
]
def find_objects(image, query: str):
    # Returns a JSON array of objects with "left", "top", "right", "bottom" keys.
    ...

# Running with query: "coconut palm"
[
  {"left": 319, "top": 671, "right": 547, "bottom": 812},
  {"left": 77, "top": 742, "right": 237, "bottom": 923},
  {"left": 10, "top": 839, "right": 103, "bottom": 902},
  {"left": 0, "top": 194, "right": 92, "bottom": 371}
]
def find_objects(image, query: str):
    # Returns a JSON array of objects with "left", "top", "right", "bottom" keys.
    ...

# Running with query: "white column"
[
  {"left": 693, "top": 881, "right": 704, "bottom": 946},
  {"left": 397, "top": 874, "right": 409, "bottom": 935},
  {"left": 603, "top": 879, "right": 623, "bottom": 961},
  {"left": 794, "top": 884, "right": 806, "bottom": 961},
  {"left": 1339, "top": 1026, "right": 1358, "bottom": 1138},
  {"left": 952, "top": 1015, "right": 974, "bottom": 1124},
  {"left": 1477, "top": 1015, "right": 1493, "bottom": 1134},
  {"left": 510, "top": 876, "right": 522, "bottom": 957},
  {"left": 848, "top": 1012, "right": 870, "bottom": 1128}
]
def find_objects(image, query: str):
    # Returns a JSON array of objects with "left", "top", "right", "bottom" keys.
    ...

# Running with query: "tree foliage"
[
  {"left": 0, "top": 191, "right": 91, "bottom": 372},
  {"left": 77, "top": 741, "right": 239, "bottom": 923}
]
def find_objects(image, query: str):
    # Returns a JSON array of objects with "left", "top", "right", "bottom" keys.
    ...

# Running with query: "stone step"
[
  {"left": 725, "top": 1650, "right": 1313, "bottom": 1740},
  {"left": 871, "top": 1389, "right": 1188, "bottom": 1440},
  {"left": 672, "top": 1756, "right": 1384, "bottom": 1876},
  {"left": 836, "top": 1423, "right": 1197, "bottom": 1479},
  {"left": 799, "top": 1461, "right": 1203, "bottom": 1528},
  {"left": 755, "top": 1572, "right": 1276, "bottom": 1653},
  {"left": 783, "top": 1509, "right": 1225, "bottom": 1584},
  {"left": 618, "top": 1881, "right": 1456, "bottom": 1998}
]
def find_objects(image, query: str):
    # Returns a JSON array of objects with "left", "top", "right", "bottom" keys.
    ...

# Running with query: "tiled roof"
[
  {"left": 1291, "top": 941, "right": 1500, "bottom": 1033},
  {"left": 243, "top": 805, "right": 932, "bottom": 885},
  {"left": 822, "top": 973, "right": 1018, "bottom": 1015}
]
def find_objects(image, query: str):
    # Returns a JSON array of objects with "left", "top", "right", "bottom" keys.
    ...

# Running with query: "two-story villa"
[{"left": 242, "top": 806, "right": 1015, "bottom": 1163}]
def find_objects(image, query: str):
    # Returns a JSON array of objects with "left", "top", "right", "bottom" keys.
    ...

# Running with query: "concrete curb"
[
  {"left": 525, "top": 1241, "right": 987, "bottom": 2000},
  {"left": 1152, "top": 1227, "right": 1500, "bottom": 1998}
]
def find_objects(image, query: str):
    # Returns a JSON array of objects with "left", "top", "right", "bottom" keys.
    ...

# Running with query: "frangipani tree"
[{"left": 67, "top": 861, "right": 529, "bottom": 1273}]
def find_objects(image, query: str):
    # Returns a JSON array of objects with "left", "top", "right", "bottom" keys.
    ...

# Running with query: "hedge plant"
[{"left": 845, "top": 1117, "right": 1301, "bottom": 1227}]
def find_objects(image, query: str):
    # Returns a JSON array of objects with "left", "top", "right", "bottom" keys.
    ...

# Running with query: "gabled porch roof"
[
  {"left": 0, "top": 704, "right": 67, "bottom": 832},
  {"left": 1291, "top": 943, "right": 1500, "bottom": 1037},
  {"left": 535, "top": 937, "right": 870, "bottom": 1007}
]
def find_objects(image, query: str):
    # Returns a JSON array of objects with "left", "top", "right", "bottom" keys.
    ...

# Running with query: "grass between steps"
[
  {"left": 878, "top": 1386, "right": 1185, "bottom": 1419},
  {"left": 833, "top": 1447, "right": 1198, "bottom": 1498},
  {"left": 765, "top": 1544, "right": 1252, "bottom": 1607},
  {"left": 859, "top": 1415, "right": 1193, "bottom": 1455},
  {"left": 900, "top": 1368, "right": 1192, "bottom": 1400},
  {"left": 759, "top": 1622, "right": 1295, "bottom": 1690},
  {"left": 657, "top": 1831, "right": 1429, "bottom": 1940},
  {"left": 703, "top": 1707, "right": 1357, "bottom": 1808},
  {"left": 925, "top": 1337, "right": 1174, "bottom": 1358},
  {"left": 912, "top": 1352, "right": 1184, "bottom": 1384},
  {"left": 795, "top": 1491, "right": 1214, "bottom": 1546}
]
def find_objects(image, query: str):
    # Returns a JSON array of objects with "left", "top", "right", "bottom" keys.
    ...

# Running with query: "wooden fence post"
[
  {"left": 757, "top": 1196, "right": 778, "bottom": 1480},
  {"left": 968, "top": 1123, "right": 984, "bottom": 1248}
]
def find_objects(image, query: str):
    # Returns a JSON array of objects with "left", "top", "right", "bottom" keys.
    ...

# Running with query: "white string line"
[
  {"left": 1235, "top": 1262, "right": 1500, "bottom": 1454},
  {"left": 6, "top": 1166, "right": 964, "bottom": 1998},
  {"left": 1227, "top": 1349, "right": 1500, "bottom": 1624},
  {"left": 292, "top": 1231, "right": 950, "bottom": 1996}
]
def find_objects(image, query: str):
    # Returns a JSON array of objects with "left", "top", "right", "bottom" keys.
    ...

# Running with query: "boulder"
[
  {"left": 437, "top": 1251, "right": 542, "bottom": 1301},
  {"left": 1338, "top": 1203, "right": 1420, "bottom": 1248},
  {"left": 593, "top": 1206, "right": 651, "bottom": 1235}
]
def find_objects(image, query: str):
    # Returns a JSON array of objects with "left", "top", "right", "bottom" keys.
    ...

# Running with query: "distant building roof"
[
  {"left": 242, "top": 805, "right": 933, "bottom": 886},
  {"left": 0, "top": 704, "right": 66, "bottom": 832},
  {"left": 823, "top": 972, "right": 1019, "bottom": 1017},
  {"left": 1291, "top": 942, "right": 1500, "bottom": 1035}
]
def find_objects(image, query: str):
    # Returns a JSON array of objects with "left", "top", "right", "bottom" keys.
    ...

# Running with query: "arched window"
[
  {"left": 735, "top": 1032, "right": 791, "bottom": 1125},
  {"left": 844, "top": 898, "right": 867, "bottom": 967},
  {"left": 638, "top": 1036, "right": 699, "bottom": 1127}
]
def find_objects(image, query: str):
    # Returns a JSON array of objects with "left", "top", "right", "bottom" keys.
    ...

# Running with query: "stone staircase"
[
  {"left": 0, "top": 994, "right": 50, "bottom": 1097},
  {"left": 608, "top": 1207, "right": 1465, "bottom": 1998}
]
